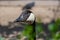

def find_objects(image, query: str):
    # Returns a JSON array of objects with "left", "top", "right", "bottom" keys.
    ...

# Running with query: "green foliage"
[
  {"left": 0, "top": 36, "right": 5, "bottom": 40},
  {"left": 22, "top": 24, "right": 35, "bottom": 40},
  {"left": 0, "top": 18, "right": 60, "bottom": 40},
  {"left": 48, "top": 18, "right": 60, "bottom": 33},
  {"left": 55, "top": 32, "right": 60, "bottom": 39},
  {"left": 48, "top": 23, "right": 55, "bottom": 32},
  {"left": 36, "top": 23, "right": 43, "bottom": 33},
  {"left": 16, "top": 34, "right": 21, "bottom": 39},
  {"left": 55, "top": 18, "right": 60, "bottom": 25},
  {"left": 53, "top": 32, "right": 60, "bottom": 40},
  {"left": 22, "top": 24, "right": 33, "bottom": 36},
  {"left": 48, "top": 18, "right": 60, "bottom": 40},
  {"left": 17, "top": 18, "right": 60, "bottom": 40},
  {"left": 55, "top": 18, "right": 60, "bottom": 30}
]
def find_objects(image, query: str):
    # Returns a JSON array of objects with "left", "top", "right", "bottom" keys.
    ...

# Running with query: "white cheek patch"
[{"left": 27, "top": 13, "right": 35, "bottom": 21}]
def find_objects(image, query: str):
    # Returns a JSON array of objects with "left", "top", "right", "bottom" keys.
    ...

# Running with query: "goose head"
[
  {"left": 14, "top": 10, "right": 35, "bottom": 24},
  {"left": 14, "top": 2, "right": 35, "bottom": 24}
]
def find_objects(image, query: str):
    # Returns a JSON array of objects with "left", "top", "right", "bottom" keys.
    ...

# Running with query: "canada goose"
[
  {"left": 14, "top": 2, "right": 36, "bottom": 40},
  {"left": 15, "top": 10, "right": 35, "bottom": 24},
  {"left": 14, "top": 2, "right": 35, "bottom": 24}
]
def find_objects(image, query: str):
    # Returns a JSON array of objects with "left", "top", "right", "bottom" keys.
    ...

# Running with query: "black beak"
[
  {"left": 14, "top": 20, "right": 20, "bottom": 22},
  {"left": 14, "top": 20, "right": 19, "bottom": 23}
]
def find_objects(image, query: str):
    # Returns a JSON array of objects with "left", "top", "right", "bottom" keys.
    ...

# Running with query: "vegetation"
[
  {"left": 21, "top": 18, "right": 60, "bottom": 40},
  {"left": 0, "top": 18, "right": 60, "bottom": 40}
]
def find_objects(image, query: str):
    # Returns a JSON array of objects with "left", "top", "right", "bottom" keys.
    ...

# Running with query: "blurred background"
[{"left": 0, "top": 0, "right": 60, "bottom": 40}]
